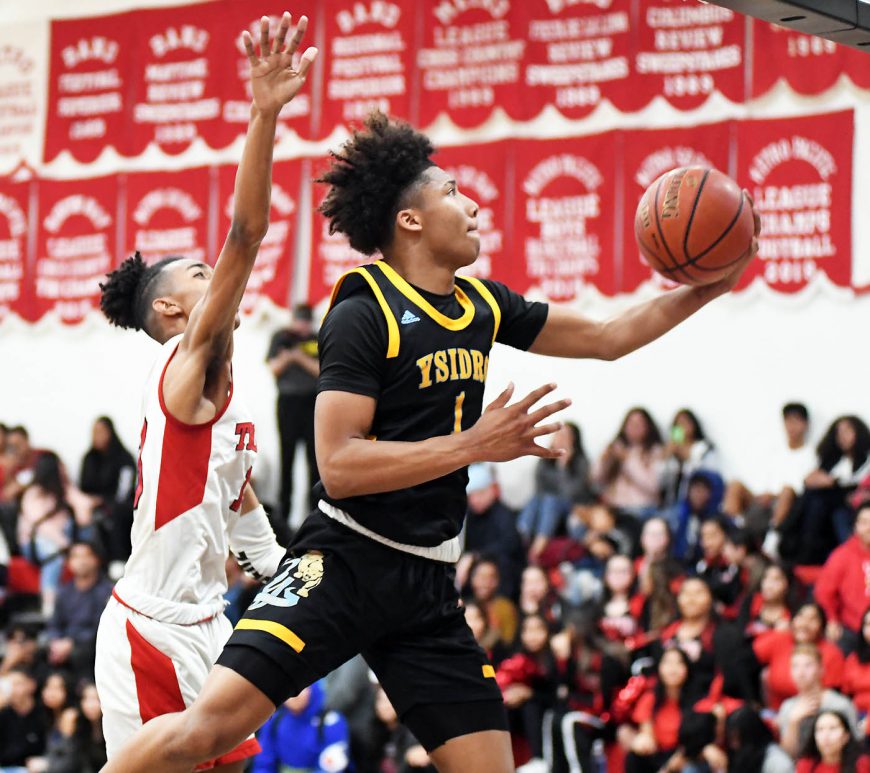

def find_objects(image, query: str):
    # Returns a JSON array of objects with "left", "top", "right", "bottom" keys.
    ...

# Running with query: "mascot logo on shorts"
[{"left": 248, "top": 550, "right": 325, "bottom": 610}]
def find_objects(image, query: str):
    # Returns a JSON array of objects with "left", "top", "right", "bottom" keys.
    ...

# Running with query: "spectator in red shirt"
[
  {"left": 814, "top": 504, "right": 870, "bottom": 656},
  {"left": 738, "top": 562, "right": 794, "bottom": 640},
  {"left": 797, "top": 710, "right": 870, "bottom": 773},
  {"left": 619, "top": 646, "right": 700, "bottom": 773},
  {"left": 841, "top": 607, "right": 870, "bottom": 716},
  {"left": 753, "top": 603, "right": 845, "bottom": 710}
]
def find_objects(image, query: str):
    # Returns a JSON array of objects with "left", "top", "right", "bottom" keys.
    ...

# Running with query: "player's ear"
[
  {"left": 395, "top": 207, "right": 423, "bottom": 234},
  {"left": 152, "top": 296, "right": 183, "bottom": 318}
]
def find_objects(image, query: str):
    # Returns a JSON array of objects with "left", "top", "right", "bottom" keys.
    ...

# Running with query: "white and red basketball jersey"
[{"left": 113, "top": 334, "right": 258, "bottom": 625}]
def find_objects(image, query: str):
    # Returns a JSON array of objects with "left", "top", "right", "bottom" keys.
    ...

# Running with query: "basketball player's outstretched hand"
[
  {"left": 242, "top": 12, "right": 318, "bottom": 114},
  {"left": 467, "top": 383, "right": 571, "bottom": 463},
  {"left": 705, "top": 190, "right": 762, "bottom": 295}
]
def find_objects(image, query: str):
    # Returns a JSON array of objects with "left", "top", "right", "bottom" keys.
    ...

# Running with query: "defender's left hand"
[{"left": 242, "top": 12, "right": 318, "bottom": 115}]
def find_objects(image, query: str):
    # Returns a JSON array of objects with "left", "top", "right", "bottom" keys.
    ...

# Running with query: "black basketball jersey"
[{"left": 313, "top": 259, "right": 548, "bottom": 548}]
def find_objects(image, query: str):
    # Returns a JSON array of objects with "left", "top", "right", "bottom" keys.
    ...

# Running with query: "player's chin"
[{"left": 457, "top": 232, "right": 481, "bottom": 265}]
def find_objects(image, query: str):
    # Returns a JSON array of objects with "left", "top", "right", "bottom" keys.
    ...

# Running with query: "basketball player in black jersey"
[{"left": 102, "top": 113, "right": 760, "bottom": 772}]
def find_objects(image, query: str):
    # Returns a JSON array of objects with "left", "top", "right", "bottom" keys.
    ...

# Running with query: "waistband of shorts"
[
  {"left": 318, "top": 500, "right": 461, "bottom": 563},
  {"left": 111, "top": 583, "right": 225, "bottom": 626}
]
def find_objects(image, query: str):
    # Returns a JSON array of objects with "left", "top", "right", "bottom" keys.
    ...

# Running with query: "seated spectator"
[
  {"left": 754, "top": 604, "right": 846, "bottom": 710},
  {"left": 786, "top": 416, "right": 870, "bottom": 566},
  {"left": 669, "top": 470, "right": 726, "bottom": 563},
  {"left": 841, "top": 608, "right": 870, "bottom": 716},
  {"left": 724, "top": 403, "right": 816, "bottom": 545},
  {"left": 78, "top": 417, "right": 135, "bottom": 569},
  {"left": 738, "top": 563, "right": 794, "bottom": 640},
  {"left": 635, "top": 516, "right": 675, "bottom": 580},
  {"left": 456, "top": 463, "right": 523, "bottom": 599},
  {"left": 659, "top": 711, "right": 725, "bottom": 773},
  {"left": 814, "top": 503, "right": 870, "bottom": 655},
  {"left": 1, "top": 426, "right": 43, "bottom": 503},
  {"left": 796, "top": 710, "right": 870, "bottom": 773},
  {"left": 777, "top": 645, "right": 859, "bottom": 758},
  {"left": 619, "top": 647, "right": 702, "bottom": 773},
  {"left": 0, "top": 667, "right": 46, "bottom": 769},
  {"left": 0, "top": 620, "right": 48, "bottom": 684},
  {"left": 70, "top": 682, "right": 107, "bottom": 773},
  {"left": 463, "top": 601, "right": 509, "bottom": 666},
  {"left": 597, "top": 554, "right": 642, "bottom": 648},
  {"left": 594, "top": 408, "right": 663, "bottom": 518},
  {"left": 517, "top": 565, "right": 562, "bottom": 630},
  {"left": 518, "top": 422, "right": 594, "bottom": 562},
  {"left": 468, "top": 558, "right": 518, "bottom": 647},
  {"left": 27, "top": 670, "right": 74, "bottom": 771},
  {"left": 725, "top": 705, "right": 794, "bottom": 773},
  {"left": 660, "top": 409, "right": 720, "bottom": 511},
  {"left": 253, "top": 680, "right": 350, "bottom": 773},
  {"left": 695, "top": 516, "right": 746, "bottom": 617},
  {"left": 369, "top": 685, "right": 433, "bottom": 773},
  {"left": 45, "top": 541, "right": 112, "bottom": 681},
  {"left": 636, "top": 557, "right": 681, "bottom": 636}
]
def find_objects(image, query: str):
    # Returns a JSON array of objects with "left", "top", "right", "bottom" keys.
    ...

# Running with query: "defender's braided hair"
[
  {"left": 99, "top": 253, "right": 181, "bottom": 332},
  {"left": 316, "top": 112, "right": 435, "bottom": 255}
]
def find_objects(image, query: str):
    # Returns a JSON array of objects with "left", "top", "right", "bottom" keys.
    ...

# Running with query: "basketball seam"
[
  {"left": 682, "top": 169, "right": 711, "bottom": 263},
  {"left": 653, "top": 171, "right": 693, "bottom": 282}
]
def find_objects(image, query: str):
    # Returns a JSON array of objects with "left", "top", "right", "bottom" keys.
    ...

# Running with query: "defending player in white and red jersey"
[{"left": 94, "top": 12, "right": 317, "bottom": 771}]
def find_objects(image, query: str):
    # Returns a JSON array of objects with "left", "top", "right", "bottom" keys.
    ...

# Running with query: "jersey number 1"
[{"left": 453, "top": 391, "right": 465, "bottom": 434}]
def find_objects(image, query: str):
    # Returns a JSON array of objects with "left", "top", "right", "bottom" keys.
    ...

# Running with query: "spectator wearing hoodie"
[
  {"left": 668, "top": 471, "right": 726, "bottom": 563},
  {"left": 815, "top": 504, "right": 870, "bottom": 656},
  {"left": 253, "top": 680, "right": 350, "bottom": 773}
]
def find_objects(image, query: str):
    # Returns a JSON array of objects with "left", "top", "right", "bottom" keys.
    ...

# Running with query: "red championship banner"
[
  {"left": 218, "top": 159, "right": 301, "bottom": 312},
  {"left": 630, "top": 0, "right": 745, "bottom": 111},
  {"left": 621, "top": 122, "right": 733, "bottom": 293},
  {"left": 320, "top": 0, "right": 415, "bottom": 134},
  {"left": 515, "top": 0, "right": 631, "bottom": 121},
  {"left": 308, "top": 180, "right": 371, "bottom": 304},
  {"left": 736, "top": 111, "right": 853, "bottom": 292},
  {"left": 127, "top": 3, "right": 222, "bottom": 155},
  {"left": 33, "top": 176, "right": 117, "bottom": 323},
  {"left": 513, "top": 134, "right": 618, "bottom": 300},
  {"left": 416, "top": 0, "right": 525, "bottom": 128},
  {"left": 436, "top": 142, "right": 510, "bottom": 282},
  {"left": 0, "top": 175, "right": 31, "bottom": 320},
  {"left": 214, "top": 1, "right": 315, "bottom": 147},
  {"left": 125, "top": 167, "right": 211, "bottom": 266},
  {"left": 45, "top": 12, "right": 134, "bottom": 162}
]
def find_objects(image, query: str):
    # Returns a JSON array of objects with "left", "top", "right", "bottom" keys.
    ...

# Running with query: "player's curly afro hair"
[
  {"left": 99, "top": 252, "right": 181, "bottom": 333},
  {"left": 317, "top": 112, "right": 435, "bottom": 255}
]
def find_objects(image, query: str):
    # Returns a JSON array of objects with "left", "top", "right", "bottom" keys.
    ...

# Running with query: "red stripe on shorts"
[{"left": 125, "top": 619, "right": 186, "bottom": 723}]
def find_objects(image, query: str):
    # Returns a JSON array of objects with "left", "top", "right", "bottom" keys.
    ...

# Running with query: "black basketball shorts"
[{"left": 217, "top": 510, "right": 507, "bottom": 750}]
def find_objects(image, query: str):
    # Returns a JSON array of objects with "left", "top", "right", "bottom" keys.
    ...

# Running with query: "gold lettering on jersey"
[{"left": 416, "top": 348, "right": 488, "bottom": 389}]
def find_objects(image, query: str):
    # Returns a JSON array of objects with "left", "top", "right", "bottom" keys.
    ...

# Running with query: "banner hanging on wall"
[
  {"left": 0, "top": 175, "right": 31, "bottom": 321},
  {"left": 515, "top": 0, "right": 632, "bottom": 122},
  {"left": 435, "top": 141, "right": 511, "bottom": 283},
  {"left": 217, "top": 158, "right": 301, "bottom": 312},
  {"left": 513, "top": 133, "right": 618, "bottom": 300},
  {"left": 736, "top": 110, "right": 853, "bottom": 293},
  {"left": 124, "top": 167, "right": 212, "bottom": 266},
  {"left": 32, "top": 175, "right": 117, "bottom": 323},
  {"left": 621, "top": 122, "right": 733, "bottom": 293}
]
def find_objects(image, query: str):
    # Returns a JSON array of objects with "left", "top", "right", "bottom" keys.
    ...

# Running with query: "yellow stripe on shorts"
[
  {"left": 235, "top": 619, "right": 306, "bottom": 653},
  {"left": 482, "top": 664, "right": 495, "bottom": 679}
]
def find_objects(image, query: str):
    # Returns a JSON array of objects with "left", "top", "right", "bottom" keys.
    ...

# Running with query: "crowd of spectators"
[{"left": 1, "top": 401, "right": 869, "bottom": 772}]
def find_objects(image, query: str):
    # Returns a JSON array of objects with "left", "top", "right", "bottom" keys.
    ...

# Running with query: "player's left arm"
[
  {"left": 228, "top": 484, "right": 286, "bottom": 582},
  {"left": 529, "top": 203, "right": 761, "bottom": 360}
]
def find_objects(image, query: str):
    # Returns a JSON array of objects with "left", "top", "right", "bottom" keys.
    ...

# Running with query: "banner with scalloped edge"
[
  {"left": 621, "top": 122, "right": 734, "bottom": 293},
  {"left": 31, "top": 175, "right": 118, "bottom": 323},
  {"left": 124, "top": 166, "right": 212, "bottom": 267},
  {"left": 319, "top": 0, "right": 416, "bottom": 137},
  {"left": 415, "top": 0, "right": 526, "bottom": 129},
  {"left": 735, "top": 111, "right": 853, "bottom": 293},
  {"left": 514, "top": 0, "right": 632, "bottom": 122},
  {"left": 513, "top": 133, "right": 618, "bottom": 299},
  {"left": 0, "top": 174, "right": 32, "bottom": 321},
  {"left": 217, "top": 158, "right": 301, "bottom": 312}
]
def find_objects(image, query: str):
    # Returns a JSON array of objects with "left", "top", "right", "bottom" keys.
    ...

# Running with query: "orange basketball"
[{"left": 634, "top": 167, "right": 755, "bottom": 286}]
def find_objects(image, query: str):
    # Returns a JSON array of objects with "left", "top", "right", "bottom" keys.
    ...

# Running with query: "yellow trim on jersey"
[
  {"left": 375, "top": 260, "right": 475, "bottom": 331},
  {"left": 327, "top": 267, "right": 400, "bottom": 359},
  {"left": 460, "top": 275, "right": 501, "bottom": 346},
  {"left": 482, "top": 664, "right": 496, "bottom": 679},
  {"left": 235, "top": 619, "right": 306, "bottom": 653}
]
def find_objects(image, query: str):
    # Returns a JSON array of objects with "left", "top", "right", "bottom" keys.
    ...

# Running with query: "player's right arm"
[{"left": 164, "top": 13, "right": 317, "bottom": 421}]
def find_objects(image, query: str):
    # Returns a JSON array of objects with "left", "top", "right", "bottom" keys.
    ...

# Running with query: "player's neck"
[{"left": 381, "top": 251, "right": 456, "bottom": 295}]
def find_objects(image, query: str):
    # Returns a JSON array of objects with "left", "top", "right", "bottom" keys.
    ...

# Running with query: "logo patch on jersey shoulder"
[
  {"left": 249, "top": 551, "right": 325, "bottom": 610},
  {"left": 400, "top": 309, "right": 421, "bottom": 325}
]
